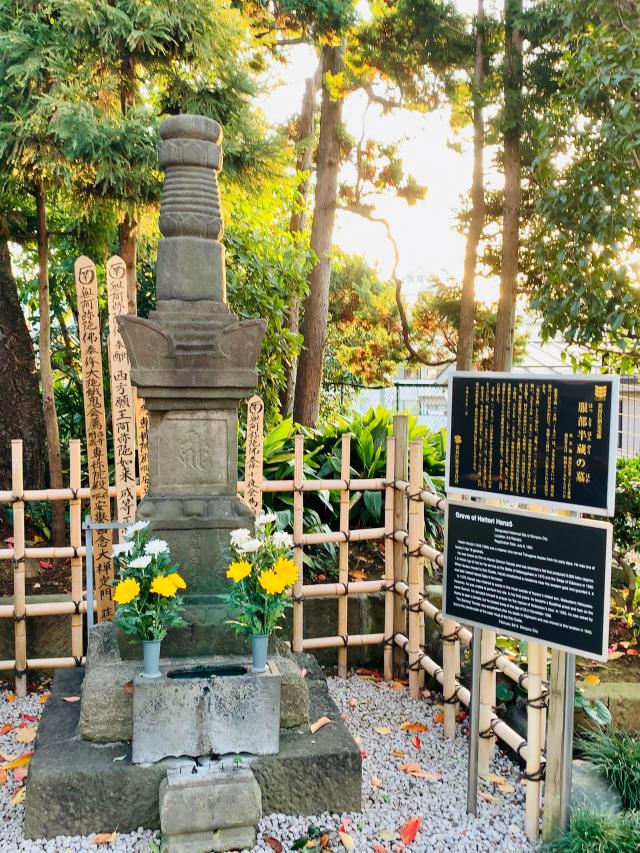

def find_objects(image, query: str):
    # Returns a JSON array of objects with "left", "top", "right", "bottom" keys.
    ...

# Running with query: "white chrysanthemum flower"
[
  {"left": 144, "top": 539, "right": 170, "bottom": 556},
  {"left": 124, "top": 520, "right": 150, "bottom": 539},
  {"left": 237, "top": 538, "right": 262, "bottom": 553},
  {"left": 272, "top": 531, "right": 293, "bottom": 549},
  {"left": 230, "top": 528, "right": 252, "bottom": 546},
  {"left": 111, "top": 542, "right": 134, "bottom": 557},
  {"left": 255, "top": 512, "right": 278, "bottom": 527},
  {"left": 129, "top": 555, "right": 152, "bottom": 569}
]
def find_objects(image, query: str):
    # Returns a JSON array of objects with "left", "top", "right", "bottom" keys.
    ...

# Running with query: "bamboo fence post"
[
  {"left": 292, "top": 434, "right": 304, "bottom": 653},
  {"left": 442, "top": 617, "right": 458, "bottom": 738},
  {"left": 383, "top": 437, "right": 395, "bottom": 681},
  {"left": 12, "top": 440, "right": 27, "bottom": 697},
  {"left": 244, "top": 395, "right": 264, "bottom": 514},
  {"left": 392, "top": 415, "right": 408, "bottom": 677},
  {"left": 542, "top": 648, "right": 565, "bottom": 842},
  {"left": 478, "top": 629, "right": 497, "bottom": 774},
  {"left": 69, "top": 440, "right": 83, "bottom": 662},
  {"left": 525, "top": 641, "right": 545, "bottom": 842},
  {"left": 407, "top": 439, "right": 423, "bottom": 699},
  {"left": 338, "top": 433, "right": 351, "bottom": 678}
]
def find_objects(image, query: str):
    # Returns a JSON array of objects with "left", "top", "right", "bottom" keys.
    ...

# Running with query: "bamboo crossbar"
[
  {"left": 300, "top": 580, "right": 386, "bottom": 598},
  {"left": 302, "top": 633, "right": 385, "bottom": 650},
  {"left": 237, "top": 477, "right": 388, "bottom": 493},
  {"left": 0, "top": 547, "right": 88, "bottom": 560},
  {"left": 301, "top": 527, "right": 385, "bottom": 546},
  {"left": 0, "top": 600, "right": 96, "bottom": 618},
  {"left": 0, "top": 656, "right": 86, "bottom": 672},
  {"left": 0, "top": 485, "right": 145, "bottom": 504},
  {"left": 393, "top": 529, "right": 444, "bottom": 567},
  {"left": 389, "top": 479, "right": 446, "bottom": 510}
]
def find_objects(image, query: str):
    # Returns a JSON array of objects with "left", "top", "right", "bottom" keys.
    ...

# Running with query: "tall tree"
[
  {"left": 457, "top": 0, "right": 486, "bottom": 372},
  {"left": 493, "top": 0, "right": 524, "bottom": 371},
  {"left": 294, "top": 41, "right": 346, "bottom": 425}
]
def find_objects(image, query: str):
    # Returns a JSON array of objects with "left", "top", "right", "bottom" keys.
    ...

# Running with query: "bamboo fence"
[{"left": 0, "top": 413, "right": 549, "bottom": 841}]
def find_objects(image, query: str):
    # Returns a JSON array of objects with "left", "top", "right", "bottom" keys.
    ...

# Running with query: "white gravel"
[{"left": 0, "top": 676, "right": 535, "bottom": 852}]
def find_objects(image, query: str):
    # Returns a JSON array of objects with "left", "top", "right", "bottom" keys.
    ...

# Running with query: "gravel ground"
[{"left": 1, "top": 676, "right": 535, "bottom": 852}]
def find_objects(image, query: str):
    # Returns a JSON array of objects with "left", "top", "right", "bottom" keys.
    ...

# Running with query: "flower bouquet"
[
  {"left": 225, "top": 512, "right": 298, "bottom": 672},
  {"left": 112, "top": 521, "right": 187, "bottom": 678}
]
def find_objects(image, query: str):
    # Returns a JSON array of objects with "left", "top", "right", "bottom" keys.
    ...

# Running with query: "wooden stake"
[
  {"left": 12, "top": 440, "right": 27, "bottom": 697},
  {"left": 407, "top": 439, "right": 423, "bottom": 699},
  {"left": 392, "top": 415, "right": 409, "bottom": 677},
  {"left": 74, "top": 256, "right": 114, "bottom": 621},
  {"left": 292, "top": 434, "right": 304, "bottom": 653},
  {"left": 338, "top": 433, "right": 351, "bottom": 678},
  {"left": 383, "top": 437, "right": 395, "bottom": 681},
  {"left": 133, "top": 389, "right": 149, "bottom": 497},
  {"left": 69, "top": 440, "right": 83, "bottom": 662},
  {"left": 106, "top": 256, "right": 137, "bottom": 537},
  {"left": 542, "top": 648, "right": 565, "bottom": 842},
  {"left": 479, "top": 629, "right": 497, "bottom": 773},
  {"left": 244, "top": 395, "right": 265, "bottom": 514},
  {"left": 526, "top": 641, "right": 545, "bottom": 842}
]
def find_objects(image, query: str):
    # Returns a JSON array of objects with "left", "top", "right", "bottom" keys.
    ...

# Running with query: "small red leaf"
[
  {"left": 411, "top": 735, "right": 421, "bottom": 749},
  {"left": 63, "top": 696, "right": 80, "bottom": 703},
  {"left": 400, "top": 816, "right": 421, "bottom": 846},
  {"left": 264, "top": 836, "right": 283, "bottom": 853}
]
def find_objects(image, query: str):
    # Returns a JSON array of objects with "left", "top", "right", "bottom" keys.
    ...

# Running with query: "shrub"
[
  {"left": 576, "top": 726, "right": 640, "bottom": 811},
  {"left": 544, "top": 810, "right": 640, "bottom": 853}
]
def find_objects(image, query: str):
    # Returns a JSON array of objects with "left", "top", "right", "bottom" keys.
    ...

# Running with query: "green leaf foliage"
[
  {"left": 576, "top": 726, "right": 640, "bottom": 812},
  {"left": 544, "top": 810, "right": 640, "bottom": 853}
]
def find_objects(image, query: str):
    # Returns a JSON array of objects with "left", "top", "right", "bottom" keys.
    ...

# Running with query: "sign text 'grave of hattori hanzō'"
[{"left": 446, "top": 373, "right": 619, "bottom": 515}]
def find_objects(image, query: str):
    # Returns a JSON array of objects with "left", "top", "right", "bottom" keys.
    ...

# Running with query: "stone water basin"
[{"left": 132, "top": 658, "right": 281, "bottom": 764}]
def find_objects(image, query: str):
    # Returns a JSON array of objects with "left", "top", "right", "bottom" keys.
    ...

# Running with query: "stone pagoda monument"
[{"left": 118, "top": 114, "right": 265, "bottom": 655}]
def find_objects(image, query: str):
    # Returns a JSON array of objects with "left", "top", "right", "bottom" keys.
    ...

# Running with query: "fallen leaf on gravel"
[
  {"left": 371, "top": 845, "right": 388, "bottom": 853},
  {"left": 5, "top": 693, "right": 16, "bottom": 703},
  {"left": 38, "top": 694, "right": 49, "bottom": 704},
  {"left": 0, "top": 768, "right": 7, "bottom": 784},
  {"left": 15, "top": 727, "right": 37, "bottom": 744},
  {"left": 456, "top": 711, "right": 467, "bottom": 722},
  {"left": 354, "top": 736, "right": 361, "bottom": 745},
  {"left": 400, "top": 763, "right": 442, "bottom": 780},
  {"left": 11, "top": 786, "right": 26, "bottom": 805},
  {"left": 309, "top": 716, "right": 333, "bottom": 734},
  {"left": 374, "top": 726, "right": 391, "bottom": 736},
  {"left": 583, "top": 674, "right": 600, "bottom": 684},
  {"left": 0, "top": 724, "right": 12, "bottom": 735},
  {"left": 371, "top": 776, "right": 383, "bottom": 787},
  {"left": 497, "top": 783, "right": 515, "bottom": 793},
  {"left": 339, "top": 818, "right": 350, "bottom": 833},
  {"left": 433, "top": 711, "right": 444, "bottom": 724},
  {"left": 13, "top": 767, "right": 28, "bottom": 782},
  {"left": 264, "top": 835, "right": 283, "bottom": 853},
  {"left": 339, "top": 830, "right": 355, "bottom": 850},
  {"left": 112, "top": 755, "right": 127, "bottom": 762},
  {"left": 360, "top": 750, "right": 368, "bottom": 758},
  {"left": 608, "top": 651, "right": 625, "bottom": 660},
  {"left": 124, "top": 680, "right": 134, "bottom": 695},
  {"left": 63, "top": 696, "right": 81, "bottom": 703},
  {"left": 400, "top": 722, "right": 428, "bottom": 732},
  {"left": 627, "top": 648, "right": 639, "bottom": 656},
  {"left": 93, "top": 832, "right": 117, "bottom": 844},
  {"left": 348, "top": 698, "right": 358, "bottom": 708},
  {"left": 390, "top": 750, "right": 405, "bottom": 757},
  {"left": 21, "top": 714, "right": 37, "bottom": 722},
  {"left": 378, "top": 829, "right": 397, "bottom": 843},
  {"left": 1, "top": 752, "right": 32, "bottom": 770},
  {"left": 0, "top": 751, "right": 14, "bottom": 761},
  {"left": 411, "top": 735, "right": 421, "bottom": 749},
  {"left": 399, "top": 817, "right": 421, "bottom": 846},
  {"left": 481, "top": 772, "right": 505, "bottom": 784},
  {"left": 389, "top": 681, "right": 405, "bottom": 689},
  {"left": 301, "top": 668, "right": 308, "bottom": 677},
  {"left": 479, "top": 790, "right": 495, "bottom": 802}
]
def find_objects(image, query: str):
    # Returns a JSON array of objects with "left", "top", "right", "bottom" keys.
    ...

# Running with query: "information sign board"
[
  {"left": 443, "top": 500, "right": 612, "bottom": 660},
  {"left": 445, "top": 373, "right": 619, "bottom": 515}
]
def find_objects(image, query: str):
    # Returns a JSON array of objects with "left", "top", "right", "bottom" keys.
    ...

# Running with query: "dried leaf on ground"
[
  {"left": 371, "top": 845, "right": 388, "bottom": 853},
  {"left": 348, "top": 698, "right": 358, "bottom": 709},
  {"left": 0, "top": 752, "right": 33, "bottom": 770},
  {"left": 608, "top": 651, "right": 625, "bottom": 660},
  {"left": 390, "top": 750, "right": 405, "bottom": 757},
  {"left": 0, "top": 768, "right": 7, "bottom": 785},
  {"left": 378, "top": 829, "right": 397, "bottom": 843},
  {"left": 124, "top": 681, "right": 134, "bottom": 695},
  {"left": 63, "top": 696, "right": 81, "bottom": 703},
  {"left": 481, "top": 772, "right": 505, "bottom": 784},
  {"left": 15, "top": 727, "right": 37, "bottom": 744},
  {"left": 374, "top": 726, "right": 391, "bottom": 736},
  {"left": 627, "top": 648, "right": 639, "bottom": 656},
  {"left": 371, "top": 776, "right": 383, "bottom": 787},
  {"left": 21, "top": 714, "right": 37, "bottom": 722},
  {"left": 400, "top": 763, "right": 442, "bottom": 780},
  {"left": 497, "top": 783, "right": 515, "bottom": 793},
  {"left": 411, "top": 735, "right": 421, "bottom": 749},
  {"left": 0, "top": 723, "right": 12, "bottom": 735},
  {"left": 309, "top": 716, "right": 333, "bottom": 734},
  {"left": 433, "top": 712, "right": 444, "bottom": 724},
  {"left": 583, "top": 674, "right": 600, "bottom": 684},
  {"left": 93, "top": 832, "right": 117, "bottom": 844},
  {"left": 400, "top": 722, "right": 428, "bottom": 732},
  {"left": 264, "top": 835, "right": 283, "bottom": 853},
  {"left": 389, "top": 681, "right": 405, "bottom": 689},
  {"left": 339, "top": 831, "right": 355, "bottom": 850},
  {"left": 14, "top": 766, "right": 28, "bottom": 782},
  {"left": 399, "top": 817, "right": 421, "bottom": 846},
  {"left": 479, "top": 790, "right": 495, "bottom": 802},
  {"left": 11, "top": 786, "right": 26, "bottom": 805},
  {"left": 38, "top": 694, "right": 49, "bottom": 704},
  {"left": 4, "top": 693, "right": 16, "bottom": 703},
  {"left": 348, "top": 570, "right": 367, "bottom": 581}
]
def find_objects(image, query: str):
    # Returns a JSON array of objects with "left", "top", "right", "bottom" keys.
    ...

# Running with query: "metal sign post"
[{"left": 467, "top": 626, "right": 482, "bottom": 816}]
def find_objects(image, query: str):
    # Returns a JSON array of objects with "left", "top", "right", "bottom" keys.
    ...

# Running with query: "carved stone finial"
[{"left": 156, "top": 114, "right": 226, "bottom": 303}]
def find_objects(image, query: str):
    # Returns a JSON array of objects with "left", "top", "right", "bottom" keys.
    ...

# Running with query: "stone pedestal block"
[{"left": 132, "top": 661, "right": 281, "bottom": 764}]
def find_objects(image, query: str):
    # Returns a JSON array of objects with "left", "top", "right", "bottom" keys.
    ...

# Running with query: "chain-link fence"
[{"left": 328, "top": 375, "right": 640, "bottom": 459}]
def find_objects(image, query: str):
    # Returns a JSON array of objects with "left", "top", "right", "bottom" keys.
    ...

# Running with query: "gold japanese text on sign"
[
  {"left": 74, "top": 256, "right": 114, "bottom": 621},
  {"left": 244, "top": 395, "right": 264, "bottom": 514},
  {"left": 133, "top": 389, "right": 149, "bottom": 497},
  {"left": 106, "top": 256, "right": 137, "bottom": 536}
]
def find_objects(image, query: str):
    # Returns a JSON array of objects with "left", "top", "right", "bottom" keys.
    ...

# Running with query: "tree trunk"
[
  {"left": 493, "top": 0, "right": 523, "bottom": 372},
  {"left": 280, "top": 64, "right": 321, "bottom": 417},
  {"left": 457, "top": 0, "right": 486, "bottom": 372},
  {"left": 0, "top": 236, "right": 46, "bottom": 491},
  {"left": 293, "top": 43, "right": 345, "bottom": 426},
  {"left": 35, "top": 181, "right": 65, "bottom": 544},
  {"left": 119, "top": 214, "right": 137, "bottom": 314}
]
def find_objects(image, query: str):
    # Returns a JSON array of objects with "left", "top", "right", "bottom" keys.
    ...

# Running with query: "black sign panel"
[
  {"left": 443, "top": 501, "right": 612, "bottom": 660},
  {"left": 446, "top": 373, "right": 619, "bottom": 515}
]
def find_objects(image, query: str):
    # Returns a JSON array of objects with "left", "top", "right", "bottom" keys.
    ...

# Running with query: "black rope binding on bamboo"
[
  {"left": 11, "top": 493, "right": 23, "bottom": 505},
  {"left": 340, "top": 582, "right": 349, "bottom": 596},
  {"left": 518, "top": 672, "right": 528, "bottom": 689},
  {"left": 13, "top": 612, "right": 26, "bottom": 623},
  {"left": 73, "top": 600, "right": 82, "bottom": 615},
  {"left": 341, "top": 530, "right": 351, "bottom": 543},
  {"left": 70, "top": 488, "right": 79, "bottom": 500},
  {"left": 73, "top": 656, "right": 82, "bottom": 667},
  {"left": 14, "top": 667, "right": 27, "bottom": 678},
  {"left": 522, "top": 764, "right": 546, "bottom": 782},
  {"left": 443, "top": 684, "right": 464, "bottom": 705},
  {"left": 340, "top": 634, "right": 349, "bottom": 647},
  {"left": 291, "top": 593, "right": 304, "bottom": 603},
  {"left": 442, "top": 626, "right": 462, "bottom": 643},
  {"left": 527, "top": 693, "right": 548, "bottom": 710},
  {"left": 481, "top": 655, "right": 500, "bottom": 672}
]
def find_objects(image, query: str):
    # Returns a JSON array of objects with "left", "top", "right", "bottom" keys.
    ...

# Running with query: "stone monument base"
[{"left": 25, "top": 661, "right": 362, "bottom": 839}]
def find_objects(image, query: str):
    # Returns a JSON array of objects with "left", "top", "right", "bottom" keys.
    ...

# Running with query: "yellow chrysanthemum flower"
[
  {"left": 167, "top": 572, "right": 187, "bottom": 590},
  {"left": 258, "top": 569, "right": 287, "bottom": 596},
  {"left": 273, "top": 556, "right": 298, "bottom": 588},
  {"left": 113, "top": 577, "right": 140, "bottom": 605},
  {"left": 150, "top": 575, "right": 178, "bottom": 597},
  {"left": 227, "top": 560, "right": 252, "bottom": 583}
]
